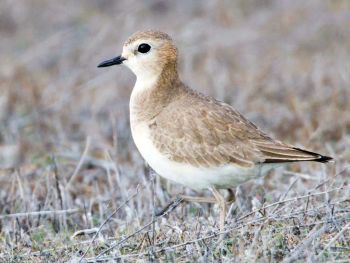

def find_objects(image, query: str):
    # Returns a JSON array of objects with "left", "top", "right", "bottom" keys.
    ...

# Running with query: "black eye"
[{"left": 138, "top": 43, "right": 151, "bottom": 53}]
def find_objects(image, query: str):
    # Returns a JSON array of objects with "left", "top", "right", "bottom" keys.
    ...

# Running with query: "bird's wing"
[{"left": 149, "top": 92, "right": 329, "bottom": 168}]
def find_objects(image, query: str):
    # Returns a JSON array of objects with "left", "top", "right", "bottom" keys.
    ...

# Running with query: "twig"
[
  {"left": 271, "top": 177, "right": 299, "bottom": 214},
  {"left": 79, "top": 184, "right": 143, "bottom": 262},
  {"left": 24, "top": 211, "right": 348, "bottom": 262},
  {"left": 151, "top": 169, "right": 156, "bottom": 254},
  {"left": 282, "top": 171, "right": 316, "bottom": 180},
  {"left": 88, "top": 215, "right": 275, "bottom": 261},
  {"left": 72, "top": 211, "right": 350, "bottom": 262},
  {"left": 238, "top": 185, "right": 349, "bottom": 221},
  {"left": 0, "top": 209, "right": 80, "bottom": 219},
  {"left": 316, "top": 221, "right": 350, "bottom": 260},
  {"left": 282, "top": 224, "right": 329, "bottom": 263},
  {"left": 58, "top": 152, "right": 117, "bottom": 172},
  {"left": 66, "top": 136, "right": 91, "bottom": 189},
  {"left": 52, "top": 155, "right": 64, "bottom": 210},
  {"left": 72, "top": 228, "right": 99, "bottom": 238},
  {"left": 95, "top": 196, "right": 184, "bottom": 259},
  {"left": 145, "top": 218, "right": 329, "bottom": 262},
  {"left": 87, "top": 186, "right": 349, "bottom": 260}
]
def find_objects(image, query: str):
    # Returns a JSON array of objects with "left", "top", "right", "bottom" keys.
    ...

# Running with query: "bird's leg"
[
  {"left": 209, "top": 187, "right": 227, "bottom": 231},
  {"left": 227, "top": 188, "right": 235, "bottom": 203},
  {"left": 156, "top": 191, "right": 234, "bottom": 222},
  {"left": 155, "top": 195, "right": 216, "bottom": 217},
  {"left": 179, "top": 195, "right": 217, "bottom": 203}
]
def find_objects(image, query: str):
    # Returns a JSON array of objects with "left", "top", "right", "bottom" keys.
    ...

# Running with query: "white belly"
[{"left": 130, "top": 121, "right": 276, "bottom": 190}]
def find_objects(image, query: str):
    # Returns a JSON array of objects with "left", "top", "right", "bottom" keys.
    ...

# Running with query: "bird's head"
[{"left": 98, "top": 30, "right": 178, "bottom": 80}]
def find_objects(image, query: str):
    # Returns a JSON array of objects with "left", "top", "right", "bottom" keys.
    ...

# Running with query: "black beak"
[{"left": 97, "top": 55, "right": 126, "bottom": 68}]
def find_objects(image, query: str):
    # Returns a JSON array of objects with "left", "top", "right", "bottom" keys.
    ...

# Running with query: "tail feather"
[
  {"left": 262, "top": 147, "right": 333, "bottom": 164},
  {"left": 291, "top": 147, "right": 333, "bottom": 163}
]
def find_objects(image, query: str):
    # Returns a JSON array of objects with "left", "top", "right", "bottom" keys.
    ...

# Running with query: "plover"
[{"left": 98, "top": 30, "right": 333, "bottom": 229}]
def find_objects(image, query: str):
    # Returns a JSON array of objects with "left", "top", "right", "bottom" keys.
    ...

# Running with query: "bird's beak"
[{"left": 97, "top": 55, "right": 126, "bottom": 68}]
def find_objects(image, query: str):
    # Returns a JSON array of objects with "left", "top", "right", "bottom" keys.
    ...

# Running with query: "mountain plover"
[{"left": 98, "top": 30, "right": 332, "bottom": 229}]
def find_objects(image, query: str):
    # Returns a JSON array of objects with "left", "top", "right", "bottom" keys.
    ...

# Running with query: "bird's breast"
[{"left": 129, "top": 116, "right": 274, "bottom": 190}]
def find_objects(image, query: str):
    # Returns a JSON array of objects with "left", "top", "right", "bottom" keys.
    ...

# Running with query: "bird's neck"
[{"left": 130, "top": 62, "right": 182, "bottom": 123}]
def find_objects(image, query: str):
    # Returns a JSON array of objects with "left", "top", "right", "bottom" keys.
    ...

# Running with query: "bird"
[{"left": 98, "top": 30, "right": 333, "bottom": 230}]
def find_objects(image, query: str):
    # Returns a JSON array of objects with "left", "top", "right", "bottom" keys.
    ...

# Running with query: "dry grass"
[{"left": 1, "top": 0, "right": 350, "bottom": 262}]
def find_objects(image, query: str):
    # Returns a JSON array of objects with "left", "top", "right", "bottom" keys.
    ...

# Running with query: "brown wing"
[{"left": 149, "top": 90, "right": 332, "bottom": 168}]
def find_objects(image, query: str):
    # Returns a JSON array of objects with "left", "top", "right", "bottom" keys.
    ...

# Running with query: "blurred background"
[{"left": 0, "top": 0, "right": 349, "bottom": 261}]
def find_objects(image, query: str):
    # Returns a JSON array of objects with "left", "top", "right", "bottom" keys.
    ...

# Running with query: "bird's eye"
[{"left": 138, "top": 43, "right": 151, "bottom": 53}]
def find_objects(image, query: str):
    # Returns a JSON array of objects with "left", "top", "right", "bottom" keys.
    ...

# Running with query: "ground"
[{"left": 0, "top": 0, "right": 350, "bottom": 262}]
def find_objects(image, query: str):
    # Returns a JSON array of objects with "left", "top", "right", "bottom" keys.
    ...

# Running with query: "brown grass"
[{"left": 0, "top": 0, "right": 350, "bottom": 262}]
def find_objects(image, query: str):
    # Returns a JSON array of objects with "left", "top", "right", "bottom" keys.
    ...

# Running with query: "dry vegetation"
[{"left": 1, "top": 0, "right": 350, "bottom": 262}]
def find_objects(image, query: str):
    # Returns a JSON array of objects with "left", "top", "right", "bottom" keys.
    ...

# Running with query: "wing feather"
[{"left": 149, "top": 89, "right": 332, "bottom": 168}]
